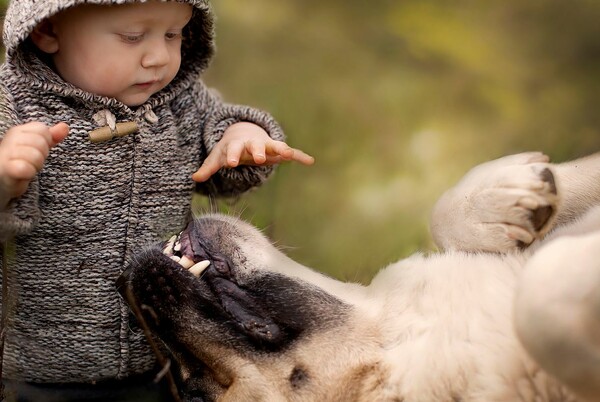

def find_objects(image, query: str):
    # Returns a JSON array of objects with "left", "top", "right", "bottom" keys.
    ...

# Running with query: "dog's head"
[{"left": 119, "top": 214, "right": 386, "bottom": 402}]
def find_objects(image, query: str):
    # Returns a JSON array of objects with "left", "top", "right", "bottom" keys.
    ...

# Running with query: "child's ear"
[{"left": 30, "top": 19, "right": 59, "bottom": 54}]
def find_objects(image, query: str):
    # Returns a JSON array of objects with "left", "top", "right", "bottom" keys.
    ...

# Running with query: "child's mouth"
[{"left": 136, "top": 80, "right": 157, "bottom": 88}]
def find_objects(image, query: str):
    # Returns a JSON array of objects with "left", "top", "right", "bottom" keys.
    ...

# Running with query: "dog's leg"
[
  {"left": 551, "top": 152, "right": 600, "bottom": 227},
  {"left": 515, "top": 210, "right": 600, "bottom": 401},
  {"left": 430, "top": 152, "right": 558, "bottom": 252}
]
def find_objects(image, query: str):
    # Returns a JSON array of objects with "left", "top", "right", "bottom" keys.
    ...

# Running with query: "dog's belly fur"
[
  {"left": 370, "top": 252, "right": 570, "bottom": 401},
  {"left": 124, "top": 214, "right": 579, "bottom": 401}
]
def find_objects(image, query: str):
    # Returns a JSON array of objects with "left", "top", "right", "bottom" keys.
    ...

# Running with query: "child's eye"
[
  {"left": 119, "top": 33, "right": 144, "bottom": 43},
  {"left": 165, "top": 32, "right": 183, "bottom": 41}
]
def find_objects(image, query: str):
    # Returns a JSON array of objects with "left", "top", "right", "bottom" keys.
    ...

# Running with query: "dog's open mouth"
[
  {"left": 151, "top": 225, "right": 283, "bottom": 344},
  {"left": 162, "top": 230, "right": 211, "bottom": 277}
]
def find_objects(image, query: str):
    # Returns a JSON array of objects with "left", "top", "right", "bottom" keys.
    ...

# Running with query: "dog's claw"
[{"left": 540, "top": 167, "right": 557, "bottom": 195}]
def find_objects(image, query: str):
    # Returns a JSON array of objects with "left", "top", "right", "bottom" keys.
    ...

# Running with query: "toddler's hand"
[
  {"left": 0, "top": 122, "right": 69, "bottom": 209},
  {"left": 192, "top": 122, "right": 314, "bottom": 182}
]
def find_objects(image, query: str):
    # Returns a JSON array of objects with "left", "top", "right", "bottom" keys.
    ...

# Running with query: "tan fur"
[{"left": 130, "top": 152, "right": 600, "bottom": 401}]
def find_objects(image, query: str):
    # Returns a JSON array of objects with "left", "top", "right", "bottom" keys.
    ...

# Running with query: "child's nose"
[{"left": 141, "top": 41, "right": 170, "bottom": 68}]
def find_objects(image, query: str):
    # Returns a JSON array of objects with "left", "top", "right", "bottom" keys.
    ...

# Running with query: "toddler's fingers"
[
  {"left": 18, "top": 122, "right": 54, "bottom": 145},
  {"left": 9, "top": 145, "right": 47, "bottom": 173},
  {"left": 266, "top": 141, "right": 294, "bottom": 160},
  {"left": 192, "top": 164, "right": 218, "bottom": 183},
  {"left": 266, "top": 141, "right": 315, "bottom": 165},
  {"left": 246, "top": 140, "right": 267, "bottom": 164},
  {"left": 225, "top": 141, "right": 245, "bottom": 167},
  {"left": 10, "top": 180, "right": 30, "bottom": 199},
  {"left": 7, "top": 129, "right": 50, "bottom": 151},
  {"left": 12, "top": 122, "right": 64, "bottom": 150},
  {"left": 192, "top": 152, "right": 224, "bottom": 182},
  {"left": 4, "top": 158, "right": 39, "bottom": 182},
  {"left": 48, "top": 123, "right": 70, "bottom": 146},
  {"left": 288, "top": 148, "right": 315, "bottom": 165}
]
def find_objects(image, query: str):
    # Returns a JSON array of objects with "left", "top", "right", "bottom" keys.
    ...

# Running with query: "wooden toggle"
[{"left": 89, "top": 121, "right": 139, "bottom": 143}]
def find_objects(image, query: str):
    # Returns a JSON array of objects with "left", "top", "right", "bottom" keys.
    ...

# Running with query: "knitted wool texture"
[{"left": 0, "top": 0, "right": 284, "bottom": 382}]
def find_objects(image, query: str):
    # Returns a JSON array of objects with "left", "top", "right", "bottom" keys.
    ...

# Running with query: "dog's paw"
[
  {"left": 431, "top": 152, "right": 559, "bottom": 252},
  {"left": 515, "top": 229, "right": 600, "bottom": 400}
]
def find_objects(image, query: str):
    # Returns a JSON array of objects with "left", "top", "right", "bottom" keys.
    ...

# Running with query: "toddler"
[{"left": 0, "top": 0, "right": 313, "bottom": 400}]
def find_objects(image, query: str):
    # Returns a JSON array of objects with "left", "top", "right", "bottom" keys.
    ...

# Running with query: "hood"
[{"left": 2, "top": 0, "right": 215, "bottom": 102}]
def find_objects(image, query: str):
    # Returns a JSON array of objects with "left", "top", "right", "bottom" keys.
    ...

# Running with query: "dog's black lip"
[
  {"left": 176, "top": 227, "right": 214, "bottom": 267},
  {"left": 169, "top": 242, "right": 283, "bottom": 344},
  {"left": 177, "top": 230, "right": 191, "bottom": 258},
  {"left": 204, "top": 268, "right": 282, "bottom": 344}
]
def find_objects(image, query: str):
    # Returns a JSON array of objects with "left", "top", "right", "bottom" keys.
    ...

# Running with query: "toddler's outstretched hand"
[
  {"left": 0, "top": 122, "right": 69, "bottom": 210},
  {"left": 192, "top": 122, "right": 314, "bottom": 182}
]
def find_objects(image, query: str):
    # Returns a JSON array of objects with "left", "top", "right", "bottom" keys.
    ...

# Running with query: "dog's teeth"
[
  {"left": 179, "top": 256, "right": 195, "bottom": 269},
  {"left": 170, "top": 255, "right": 181, "bottom": 263},
  {"left": 163, "top": 235, "right": 177, "bottom": 255},
  {"left": 174, "top": 243, "right": 181, "bottom": 252},
  {"left": 189, "top": 260, "right": 210, "bottom": 277}
]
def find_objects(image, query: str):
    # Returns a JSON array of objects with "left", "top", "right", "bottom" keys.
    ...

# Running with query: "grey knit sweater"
[{"left": 0, "top": 0, "right": 284, "bottom": 383}]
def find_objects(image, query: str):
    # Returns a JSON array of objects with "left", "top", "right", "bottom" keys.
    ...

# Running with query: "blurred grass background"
[{"left": 2, "top": 0, "right": 600, "bottom": 283}]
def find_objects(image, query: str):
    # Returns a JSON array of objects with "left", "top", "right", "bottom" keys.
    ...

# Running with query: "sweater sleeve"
[
  {"left": 0, "top": 80, "right": 40, "bottom": 242},
  {"left": 191, "top": 82, "right": 285, "bottom": 197}
]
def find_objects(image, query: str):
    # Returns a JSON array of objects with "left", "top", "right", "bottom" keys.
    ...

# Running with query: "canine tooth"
[
  {"left": 189, "top": 260, "right": 210, "bottom": 277},
  {"left": 174, "top": 242, "right": 181, "bottom": 252},
  {"left": 179, "top": 256, "right": 195, "bottom": 269},
  {"left": 163, "top": 235, "right": 177, "bottom": 255},
  {"left": 170, "top": 255, "right": 181, "bottom": 263}
]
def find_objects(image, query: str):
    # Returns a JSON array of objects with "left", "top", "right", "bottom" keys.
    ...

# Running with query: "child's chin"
[
  {"left": 121, "top": 97, "right": 150, "bottom": 107},
  {"left": 116, "top": 91, "right": 156, "bottom": 107}
]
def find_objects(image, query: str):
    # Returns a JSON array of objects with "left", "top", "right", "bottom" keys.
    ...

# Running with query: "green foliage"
[
  {"left": 2, "top": 0, "right": 600, "bottom": 282},
  {"left": 201, "top": 0, "right": 600, "bottom": 282}
]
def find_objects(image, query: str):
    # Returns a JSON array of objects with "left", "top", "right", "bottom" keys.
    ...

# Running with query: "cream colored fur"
[{"left": 172, "top": 152, "right": 600, "bottom": 401}]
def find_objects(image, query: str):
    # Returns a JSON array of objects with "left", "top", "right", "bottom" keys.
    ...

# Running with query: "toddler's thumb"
[{"left": 49, "top": 122, "right": 70, "bottom": 146}]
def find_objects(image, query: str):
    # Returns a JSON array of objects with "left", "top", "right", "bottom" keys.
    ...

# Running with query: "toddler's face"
[{"left": 43, "top": 2, "right": 193, "bottom": 106}]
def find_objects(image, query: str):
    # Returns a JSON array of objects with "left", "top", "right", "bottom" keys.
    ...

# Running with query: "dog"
[{"left": 121, "top": 151, "right": 600, "bottom": 401}]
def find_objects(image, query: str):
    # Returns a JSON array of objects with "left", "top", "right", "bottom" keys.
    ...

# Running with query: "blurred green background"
[{"left": 2, "top": 0, "right": 600, "bottom": 283}]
